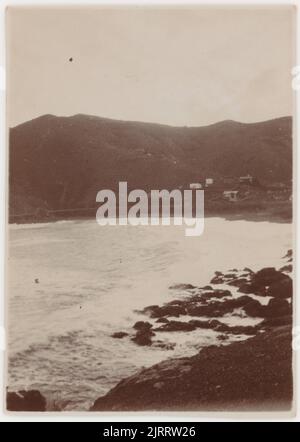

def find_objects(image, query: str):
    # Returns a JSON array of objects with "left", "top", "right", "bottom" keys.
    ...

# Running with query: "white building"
[
  {"left": 223, "top": 190, "right": 239, "bottom": 202},
  {"left": 205, "top": 178, "right": 214, "bottom": 186},
  {"left": 190, "top": 183, "right": 202, "bottom": 189},
  {"left": 239, "top": 174, "right": 253, "bottom": 184}
]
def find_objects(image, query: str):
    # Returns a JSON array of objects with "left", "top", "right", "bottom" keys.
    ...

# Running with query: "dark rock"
[
  {"left": 211, "top": 289, "right": 232, "bottom": 298},
  {"left": 167, "top": 300, "right": 187, "bottom": 306},
  {"left": 131, "top": 329, "right": 155, "bottom": 346},
  {"left": 264, "top": 298, "right": 292, "bottom": 318},
  {"left": 194, "top": 294, "right": 207, "bottom": 303},
  {"left": 188, "top": 293, "right": 205, "bottom": 302},
  {"left": 187, "top": 304, "right": 223, "bottom": 317},
  {"left": 111, "top": 332, "right": 128, "bottom": 339},
  {"left": 244, "top": 297, "right": 292, "bottom": 319},
  {"left": 237, "top": 283, "right": 253, "bottom": 294},
  {"left": 228, "top": 268, "right": 238, "bottom": 272},
  {"left": 155, "top": 321, "right": 196, "bottom": 332},
  {"left": 133, "top": 321, "right": 152, "bottom": 331},
  {"left": 212, "top": 323, "right": 258, "bottom": 335},
  {"left": 260, "top": 315, "right": 292, "bottom": 328},
  {"left": 243, "top": 300, "right": 266, "bottom": 318},
  {"left": 187, "top": 296, "right": 253, "bottom": 318},
  {"left": 252, "top": 268, "right": 288, "bottom": 287},
  {"left": 197, "top": 290, "right": 231, "bottom": 303},
  {"left": 224, "top": 273, "right": 237, "bottom": 279},
  {"left": 218, "top": 334, "right": 230, "bottom": 341},
  {"left": 91, "top": 326, "right": 293, "bottom": 411},
  {"left": 169, "top": 283, "right": 196, "bottom": 290},
  {"left": 153, "top": 341, "right": 176, "bottom": 350},
  {"left": 283, "top": 249, "right": 292, "bottom": 259},
  {"left": 267, "top": 277, "right": 293, "bottom": 299},
  {"left": 188, "top": 319, "right": 213, "bottom": 329},
  {"left": 210, "top": 271, "right": 226, "bottom": 284},
  {"left": 238, "top": 282, "right": 267, "bottom": 296},
  {"left": 279, "top": 264, "right": 292, "bottom": 273},
  {"left": 200, "top": 318, "right": 257, "bottom": 335},
  {"left": 132, "top": 321, "right": 155, "bottom": 346},
  {"left": 243, "top": 267, "right": 254, "bottom": 274},
  {"left": 7, "top": 390, "right": 46, "bottom": 412},
  {"left": 230, "top": 295, "right": 254, "bottom": 308},
  {"left": 228, "top": 278, "right": 248, "bottom": 287},
  {"left": 208, "top": 319, "right": 222, "bottom": 328},
  {"left": 141, "top": 304, "right": 186, "bottom": 318},
  {"left": 210, "top": 276, "right": 224, "bottom": 284},
  {"left": 201, "top": 285, "right": 213, "bottom": 290},
  {"left": 155, "top": 317, "right": 169, "bottom": 324}
]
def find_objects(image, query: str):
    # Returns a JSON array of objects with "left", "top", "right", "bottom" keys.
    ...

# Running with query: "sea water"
[{"left": 7, "top": 218, "right": 292, "bottom": 410}]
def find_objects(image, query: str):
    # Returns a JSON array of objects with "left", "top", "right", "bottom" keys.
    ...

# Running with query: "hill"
[{"left": 9, "top": 114, "right": 292, "bottom": 217}]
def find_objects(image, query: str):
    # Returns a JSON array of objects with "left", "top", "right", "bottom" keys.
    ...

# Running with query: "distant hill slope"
[{"left": 9, "top": 114, "right": 292, "bottom": 215}]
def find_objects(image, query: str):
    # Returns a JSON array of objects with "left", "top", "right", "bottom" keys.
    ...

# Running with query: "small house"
[
  {"left": 190, "top": 183, "right": 202, "bottom": 190},
  {"left": 239, "top": 174, "right": 253, "bottom": 185},
  {"left": 223, "top": 190, "right": 239, "bottom": 202},
  {"left": 205, "top": 178, "right": 214, "bottom": 187}
]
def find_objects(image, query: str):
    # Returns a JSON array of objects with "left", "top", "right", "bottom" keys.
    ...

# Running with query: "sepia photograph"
[{"left": 5, "top": 4, "right": 295, "bottom": 415}]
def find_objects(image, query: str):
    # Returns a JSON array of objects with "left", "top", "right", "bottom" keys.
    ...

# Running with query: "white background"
[{"left": 0, "top": 0, "right": 299, "bottom": 422}]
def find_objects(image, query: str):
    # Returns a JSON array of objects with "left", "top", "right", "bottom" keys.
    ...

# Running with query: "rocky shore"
[
  {"left": 7, "top": 251, "right": 294, "bottom": 412},
  {"left": 91, "top": 325, "right": 292, "bottom": 411},
  {"left": 91, "top": 251, "right": 293, "bottom": 412}
]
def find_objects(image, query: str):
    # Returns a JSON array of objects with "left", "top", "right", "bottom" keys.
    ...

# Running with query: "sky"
[{"left": 7, "top": 5, "right": 295, "bottom": 128}]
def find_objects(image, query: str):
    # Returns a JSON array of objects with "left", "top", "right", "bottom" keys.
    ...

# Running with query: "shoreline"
[
  {"left": 90, "top": 262, "right": 293, "bottom": 412},
  {"left": 91, "top": 325, "right": 293, "bottom": 412},
  {"left": 6, "top": 252, "right": 294, "bottom": 412},
  {"left": 8, "top": 206, "right": 293, "bottom": 226}
]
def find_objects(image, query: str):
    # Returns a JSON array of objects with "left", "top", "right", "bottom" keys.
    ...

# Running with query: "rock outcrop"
[
  {"left": 93, "top": 257, "right": 294, "bottom": 412},
  {"left": 131, "top": 321, "right": 154, "bottom": 346},
  {"left": 91, "top": 326, "right": 293, "bottom": 411},
  {"left": 122, "top": 262, "right": 293, "bottom": 349},
  {"left": 7, "top": 390, "right": 47, "bottom": 412}
]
